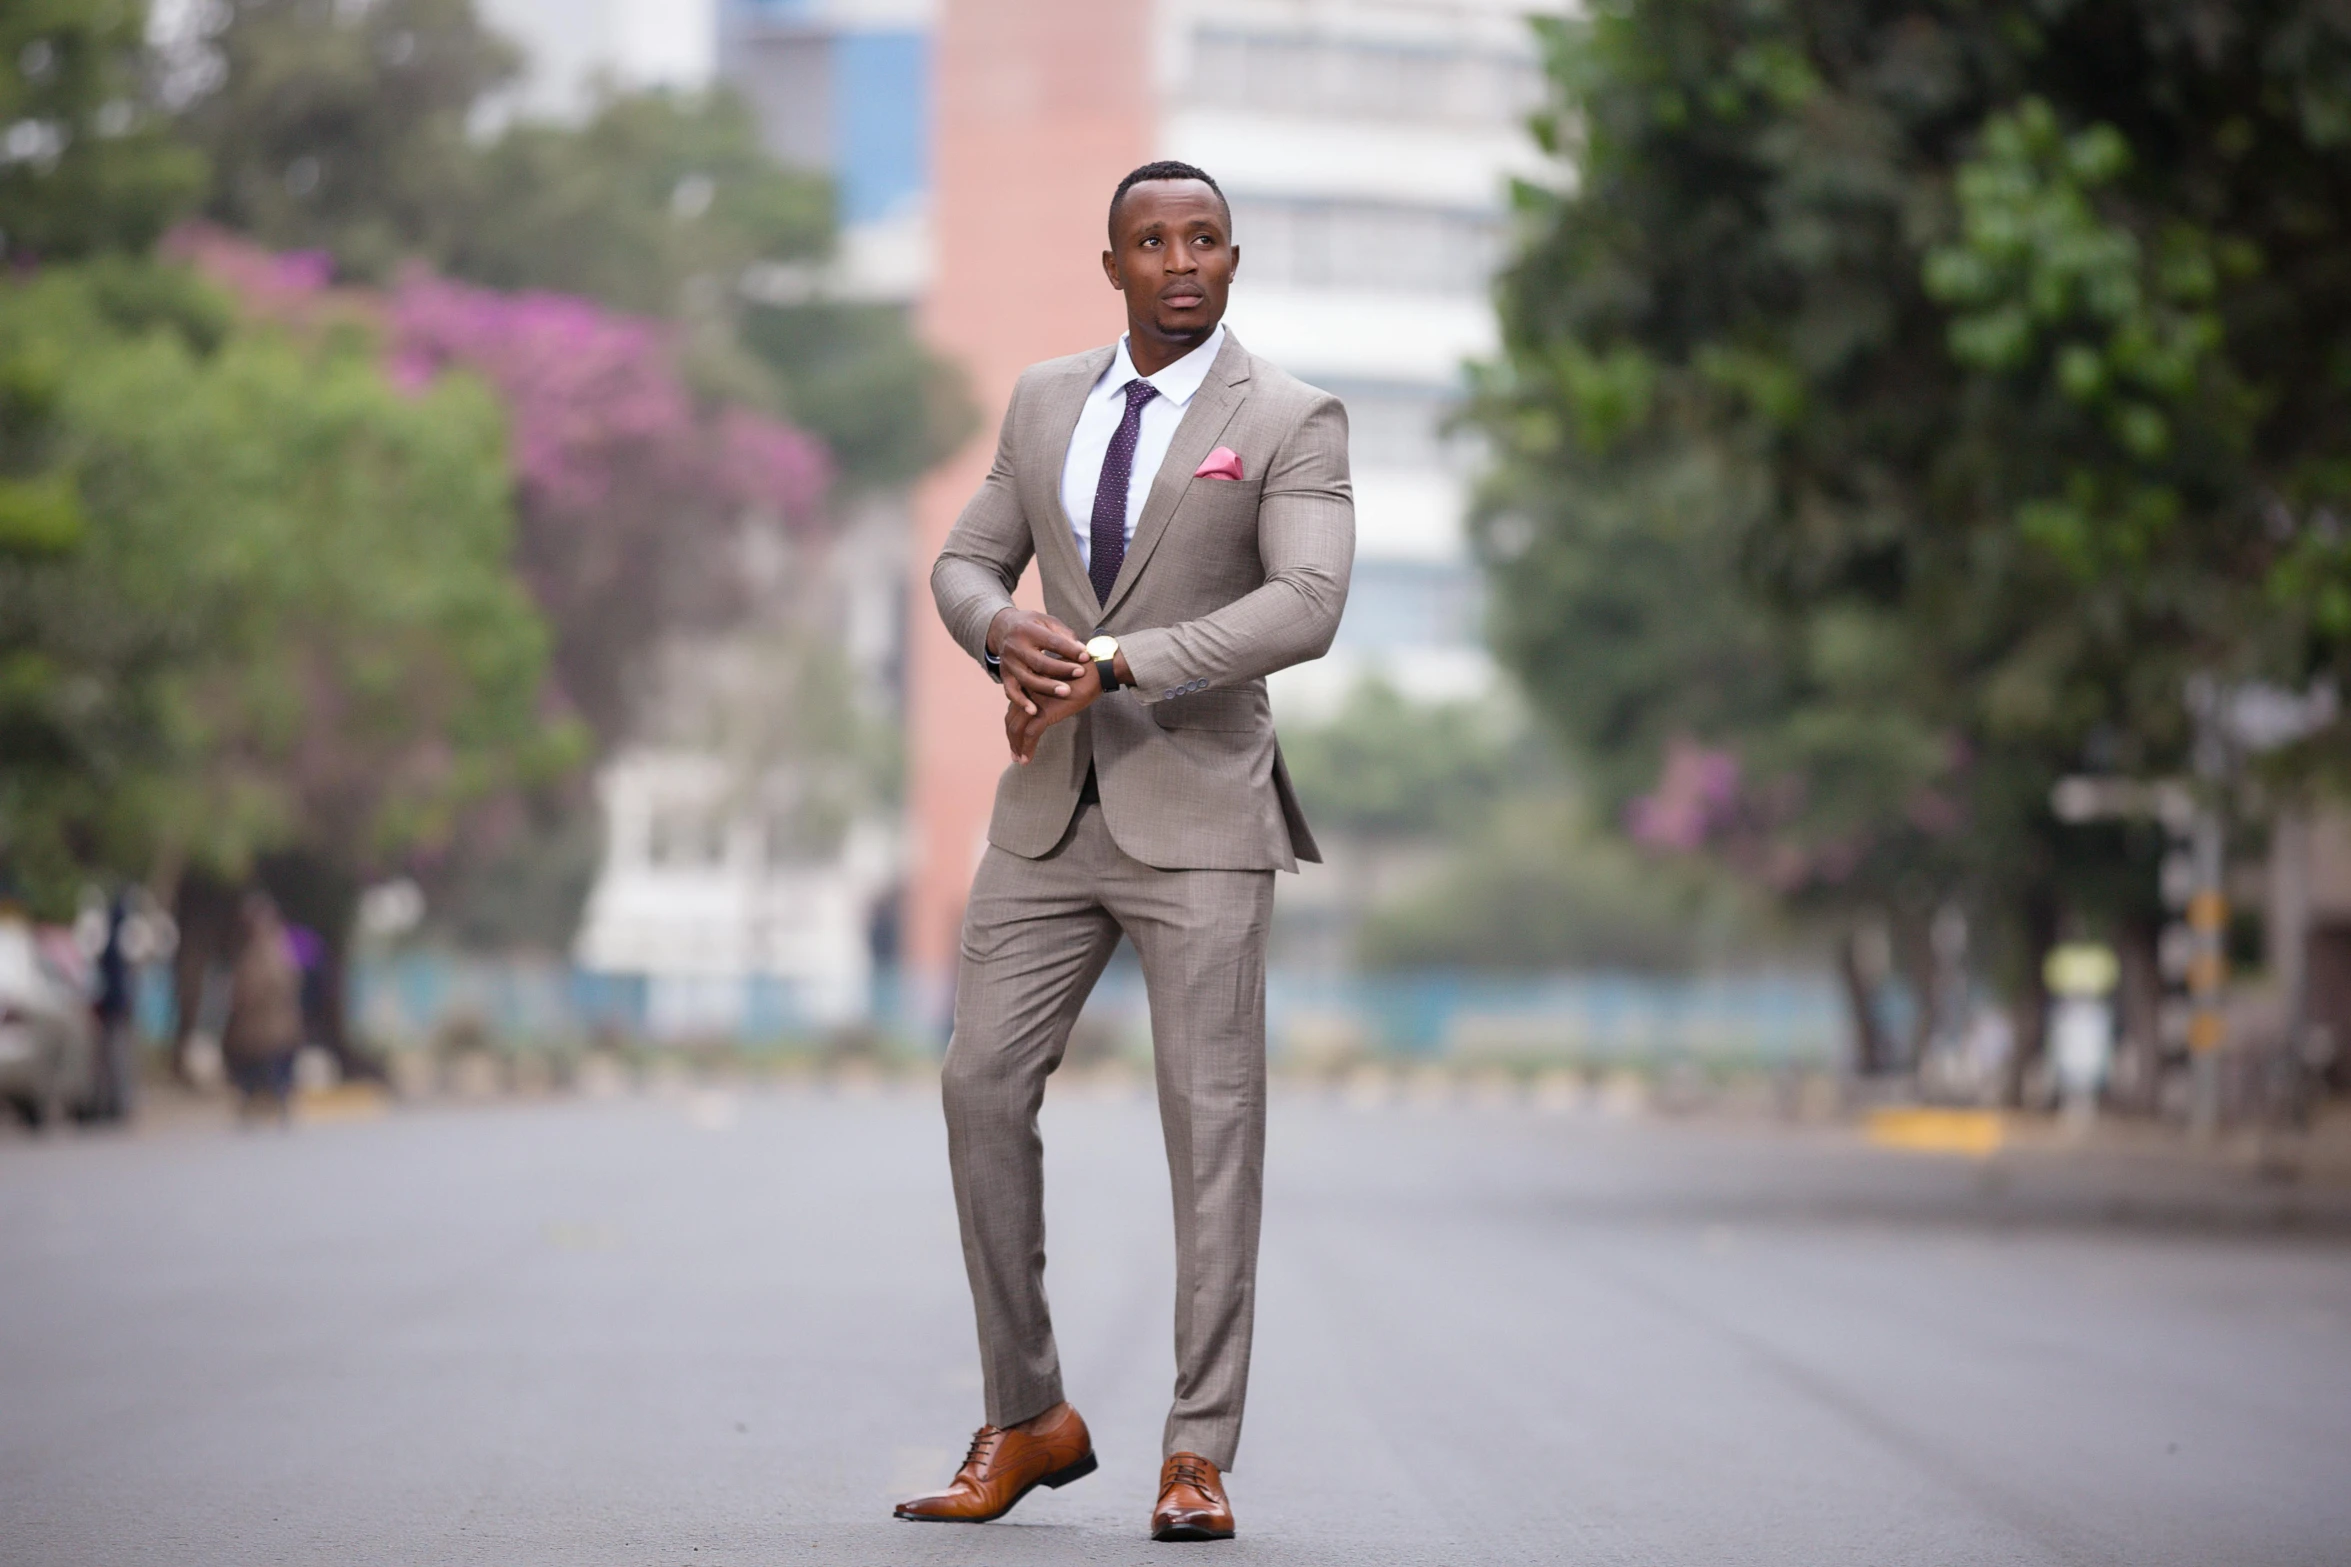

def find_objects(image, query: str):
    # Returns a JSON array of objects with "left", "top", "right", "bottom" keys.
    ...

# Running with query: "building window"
[
  {"left": 1331, "top": 559, "right": 1485, "bottom": 652},
  {"left": 649, "top": 807, "right": 725, "bottom": 869},
  {"left": 1229, "top": 197, "right": 1503, "bottom": 296},
  {"left": 765, "top": 797, "right": 848, "bottom": 868},
  {"left": 1187, "top": 30, "right": 1544, "bottom": 128},
  {"left": 1323, "top": 381, "right": 1472, "bottom": 473}
]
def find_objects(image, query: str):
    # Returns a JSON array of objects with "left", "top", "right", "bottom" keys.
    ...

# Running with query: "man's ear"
[{"left": 1102, "top": 248, "right": 1122, "bottom": 290}]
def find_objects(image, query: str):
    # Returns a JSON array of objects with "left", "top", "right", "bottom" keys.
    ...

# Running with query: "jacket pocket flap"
[{"left": 1152, "top": 688, "right": 1265, "bottom": 731}]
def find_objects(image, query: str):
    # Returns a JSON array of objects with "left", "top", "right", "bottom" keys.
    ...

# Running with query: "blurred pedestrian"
[
  {"left": 284, "top": 921, "right": 328, "bottom": 1053},
  {"left": 899, "top": 162, "right": 1351, "bottom": 1544},
  {"left": 222, "top": 892, "right": 301, "bottom": 1125},
  {"left": 88, "top": 891, "right": 138, "bottom": 1122}
]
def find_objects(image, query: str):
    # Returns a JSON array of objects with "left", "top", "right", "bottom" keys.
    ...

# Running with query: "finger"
[
  {"left": 1033, "top": 617, "right": 1090, "bottom": 660},
  {"left": 1010, "top": 648, "right": 1081, "bottom": 676},
  {"left": 1001, "top": 671, "right": 1037, "bottom": 716},
  {"left": 1010, "top": 662, "right": 1072, "bottom": 699}
]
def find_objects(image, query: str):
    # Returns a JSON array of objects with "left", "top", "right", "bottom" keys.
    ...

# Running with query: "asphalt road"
[{"left": 5, "top": 1074, "right": 2350, "bottom": 1566}]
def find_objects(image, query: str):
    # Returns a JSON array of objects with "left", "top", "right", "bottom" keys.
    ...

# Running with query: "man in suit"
[{"left": 894, "top": 161, "right": 1352, "bottom": 1542}]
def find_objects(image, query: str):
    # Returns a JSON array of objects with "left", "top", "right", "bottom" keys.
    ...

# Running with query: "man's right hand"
[{"left": 989, "top": 607, "right": 1090, "bottom": 718}]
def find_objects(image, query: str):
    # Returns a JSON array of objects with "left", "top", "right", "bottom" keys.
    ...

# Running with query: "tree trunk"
[
  {"left": 2115, "top": 915, "right": 2162, "bottom": 1115},
  {"left": 2003, "top": 887, "right": 2060, "bottom": 1108},
  {"left": 168, "top": 871, "right": 239, "bottom": 1081},
  {"left": 1837, "top": 926, "right": 1890, "bottom": 1077},
  {"left": 1892, "top": 906, "right": 1941, "bottom": 1077},
  {"left": 258, "top": 851, "right": 384, "bottom": 1083}
]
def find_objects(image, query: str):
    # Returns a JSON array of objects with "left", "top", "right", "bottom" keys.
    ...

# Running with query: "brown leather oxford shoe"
[
  {"left": 1150, "top": 1451, "right": 1235, "bottom": 1542},
  {"left": 893, "top": 1401, "right": 1097, "bottom": 1523}
]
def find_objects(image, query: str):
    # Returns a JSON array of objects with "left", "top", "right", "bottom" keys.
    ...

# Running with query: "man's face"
[{"left": 1102, "top": 180, "right": 1237, "bottom": 349}]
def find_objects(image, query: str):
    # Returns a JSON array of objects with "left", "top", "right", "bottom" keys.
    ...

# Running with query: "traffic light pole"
[{"left": 2184, "top": 805, "right": 2227, "bottom": 1140}]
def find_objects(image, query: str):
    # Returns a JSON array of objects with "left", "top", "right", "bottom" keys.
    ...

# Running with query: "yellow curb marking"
[
  {"left": 293, "top": 1083, "right": 391, "bottom": 1124},
  {"left": 1865, "top": 1107, "right": 2005, "bottom": 1158}
]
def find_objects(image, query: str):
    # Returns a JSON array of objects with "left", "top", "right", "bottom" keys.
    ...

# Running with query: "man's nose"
[{"left": 1165, "top": 242, "right": 1197, "bottom": 274}]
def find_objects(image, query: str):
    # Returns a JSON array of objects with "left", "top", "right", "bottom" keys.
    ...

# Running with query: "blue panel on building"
[{"left": 833, "top": 31, "right": 929, "bottom": 225}]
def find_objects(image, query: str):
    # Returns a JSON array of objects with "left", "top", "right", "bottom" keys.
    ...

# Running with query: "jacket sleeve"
[
  {"left": 1116, "top": 393, "right": 1353, "bottom": 702},
  {"left": 930, "top": 374, "right": 1036, "bottom": 670}
]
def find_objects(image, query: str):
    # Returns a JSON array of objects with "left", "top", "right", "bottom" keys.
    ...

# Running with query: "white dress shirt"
[{"left": 1060, "top": 323, "right": 1226, "bottom": 571}]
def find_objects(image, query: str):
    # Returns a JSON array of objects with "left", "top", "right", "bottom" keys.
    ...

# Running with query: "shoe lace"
[
  {"left": 1166, "top": 1455, "right": 1217, "bottom": 1494},
  {"left": 960, "top": 1426, "right": 1003, "bottom": 1474}
]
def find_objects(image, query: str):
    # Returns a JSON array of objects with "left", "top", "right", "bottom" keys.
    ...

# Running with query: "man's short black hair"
[{"left": 1108, "top": 160, "right": 1229, "bottom": 243}]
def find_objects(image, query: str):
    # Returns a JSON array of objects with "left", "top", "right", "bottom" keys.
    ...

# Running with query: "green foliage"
[
  {"left": 453, "top": 88, "right": 831, "bottom": 316},
  {"left": 178, "top": 0, "right": 519, "bottom": 282},
  {"left": 0, "top": 0, "right": 206, "bottom": 262},
  {"left": 1278, "top": 679, "right": 1776, "bottom": 972},
  {"left": 739, "top": 299, "right": 974, "bottom": 490},
  {"left": 1921, "top": 97, "right": 2238, "bottom": 573},
  {"left": 1356, "top": 795, "right": 1765, "bottom": 973},
  {"left": 174, "top": 2, "right": 968, "bottom": 490},
  {"left": 1479, "top": 0, "right": 2351, "bottom": 1002},
  {"left": 1279, "top": 678, "right": 1515, "bottom": 841},
  {"left": 0, "top": 262, "right": 568, "bottom": 911}
]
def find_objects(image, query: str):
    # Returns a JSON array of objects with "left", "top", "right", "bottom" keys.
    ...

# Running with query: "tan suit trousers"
[{"left": 944, "top": 801, "right": 1274, "bottom": 1471}]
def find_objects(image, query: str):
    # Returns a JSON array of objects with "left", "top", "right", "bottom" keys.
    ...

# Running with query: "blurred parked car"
[{"left": 0, "top": 917, "right": 98, "bottom": 1130}]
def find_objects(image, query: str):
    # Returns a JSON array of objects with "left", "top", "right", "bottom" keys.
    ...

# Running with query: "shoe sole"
[
  {"left": 1151, "top": 1521, "right": 1236, "bottom": 1543},
  {"left": 893, "top": 1450, "right": 1098, "bottom": 1524}
]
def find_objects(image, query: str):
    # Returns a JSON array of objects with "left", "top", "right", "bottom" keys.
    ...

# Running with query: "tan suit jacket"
[{"left": 932, "top": 332, "right": 1353, "bottom": 872}]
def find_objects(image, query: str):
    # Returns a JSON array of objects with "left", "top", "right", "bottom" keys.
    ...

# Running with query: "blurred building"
[
  {"left": 901, "top": 0, "right": 1548, "bottom": 1004},
  {"left": 570, "top": 520, "right": 906, "bottom": 1039},
  {"left": 1167, "top": 0, "right": 1545, "bottom": 710},
  {"left": 475, "top": 0, "right": 719, "bottom": 120},
  {"left": 573, "top": 754, "right": 897, "bottom": 1036},
  {"left": 719, "top": 0, "right": 934, "bottom": 300},
  {"left": 553, "top": 2, "right": 933, "bottom": 1036}
]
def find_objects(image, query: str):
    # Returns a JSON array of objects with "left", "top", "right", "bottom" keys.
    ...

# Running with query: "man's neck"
[{"left": 1127, "top": 323, "right": 1218, "bottom": 378}]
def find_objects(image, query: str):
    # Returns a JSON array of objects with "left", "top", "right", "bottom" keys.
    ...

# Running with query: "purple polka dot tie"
[{"left": 1090, "top": 378, "right": 1158, "bottom": 605}]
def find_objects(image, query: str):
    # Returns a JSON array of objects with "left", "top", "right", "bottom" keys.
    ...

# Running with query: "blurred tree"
[
  {"left": 1281, "top": 678, "right": 1515, "bottom": 844},
  {"left": 0, "top": 0, "right": 206, "bottom": 263},
  {"left": 170, "top": 226, "right": 832, "bottom": 743},
  {"left": 387, "top": 271, "right": 831, "bottom": 740},
  {"left": 0, "top": 262, "right": 569, "bottom": 1062},
  {"left": 0, "top": 260, "right": 232, "bottom": 905},
  {"left": 176, "top": 0, "right": 518, "bottom": 282},
  {"left": 739, "top": 298, "right": 974, "bottom": 491},
  {"left": 1358, "top": 796, "right": 1762, "bottom": 974},
  {"left": 1477, "top": 0, "right": 2351, "bottom": 1079},
  {"left": 455, "top": 86, "right": 971, "bottom": 489},
  {"left": 1283, "top": 680, "right": 1773, "bottom": 972},
  {"left": 452, "top": 88, "right": 830, "bottom": 316},
  {"left": 174, "top": 1, "right": 968, "bottom": 491}
]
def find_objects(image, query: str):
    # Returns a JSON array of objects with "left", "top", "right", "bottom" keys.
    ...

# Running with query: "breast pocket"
[{"left": 1175, "top": 476, "right": 1265, "bottom": 549}]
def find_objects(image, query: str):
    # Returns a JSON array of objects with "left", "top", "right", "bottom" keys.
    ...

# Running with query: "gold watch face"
[{"left": 1085, "top": 635, "right": 1119, "bottom": 661}]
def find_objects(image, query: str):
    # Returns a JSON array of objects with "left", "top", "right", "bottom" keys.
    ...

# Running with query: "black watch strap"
[{"left": 1094, "top": 653, "right": 1119, "bottom": 692}]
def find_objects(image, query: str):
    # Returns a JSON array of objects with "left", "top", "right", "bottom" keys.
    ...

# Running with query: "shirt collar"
[{"left": 1106, "top": 322, "right": 1226, "bottom": 409}]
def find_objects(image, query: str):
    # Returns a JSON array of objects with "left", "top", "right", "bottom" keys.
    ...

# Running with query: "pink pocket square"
[{"left": 1193, "top": 446, "right": 1244, "bottom": 480}]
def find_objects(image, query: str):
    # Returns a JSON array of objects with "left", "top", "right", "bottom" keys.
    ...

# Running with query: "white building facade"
[{"left": 1160, "top": 0, "right": 1548, "bottom": 712}]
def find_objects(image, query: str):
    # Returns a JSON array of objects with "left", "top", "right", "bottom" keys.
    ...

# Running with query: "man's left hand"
[{"left": 1006, "top": 658, "right": 1103, "bottom": 762}]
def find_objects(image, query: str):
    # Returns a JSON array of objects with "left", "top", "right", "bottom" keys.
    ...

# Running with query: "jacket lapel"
[
  {"left": 1027, "top": 347, "right": 1113, "bottom": 613},
  {"left": 1099, "top": 333, "right": 1252, "bottom": 620}
]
